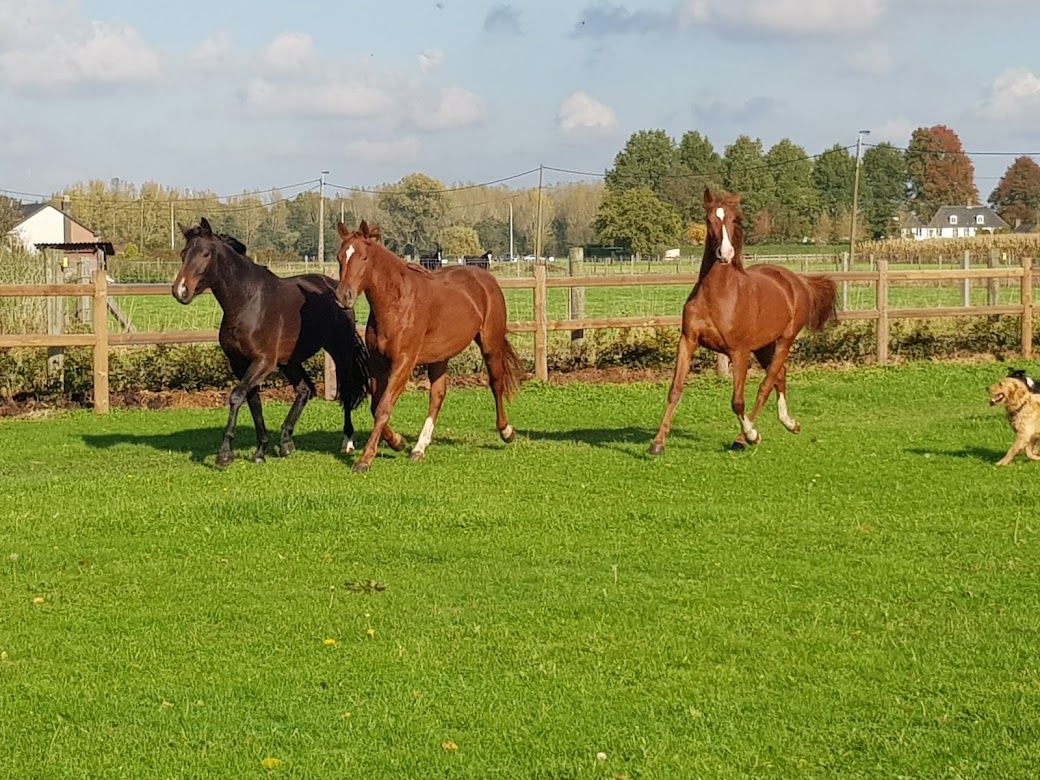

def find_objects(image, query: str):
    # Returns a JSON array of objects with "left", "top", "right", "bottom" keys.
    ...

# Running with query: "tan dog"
[{"left": 988, "top": 376, "right": 1040, "bottom": 465}]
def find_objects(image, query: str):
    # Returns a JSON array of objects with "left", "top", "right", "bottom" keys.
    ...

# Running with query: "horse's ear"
[
  {"left": 199, "top": 217, "right": 213, "bottom": 237},
  {"left": 178, "top": 222, "right": 190, "bottom": 239},
  {"left": 359, "top": 219, "right": 370, "bottom": 238},
  {"left": 703, "top": 188, "right": 713, "bottom": 208},
  {"left": 336, "top": 221, "right": 350, "bottom": 239}
]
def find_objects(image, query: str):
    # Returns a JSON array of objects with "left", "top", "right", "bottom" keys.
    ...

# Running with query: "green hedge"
[{"left": 0, "top": 315, "right": 1028, "bottom": 404}]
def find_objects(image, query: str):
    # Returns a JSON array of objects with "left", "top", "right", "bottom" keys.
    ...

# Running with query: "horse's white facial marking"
[
  {"left": 344, "top": 244, "right": 355, "bottom": 265},
  {"left": 412, "top": 417, "right": 435, "bottom": 456},
  {"left": 176, "top": 279, "right": 188, "bottom": 300},
  {"left": 713, "top": 205, "right": 735, "bottom": 262},
  {"left": 715, "top": 207, "right": 726, "bottom": 220}
]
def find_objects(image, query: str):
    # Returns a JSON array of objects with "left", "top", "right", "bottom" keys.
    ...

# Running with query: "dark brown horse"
[
  {"left": 173, "top": 218, "right": 369, "bottom": 466},
  {"left": 334, "top": 220, "right": 521, "bottom": 472},
  {"left": 649, "top": 190, "right": 837, "bottom": 454}
]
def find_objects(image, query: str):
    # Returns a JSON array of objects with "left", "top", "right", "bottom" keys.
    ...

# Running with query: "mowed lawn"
[{"left": 1, "top": 362, "right": 1039, "bottom": 778}]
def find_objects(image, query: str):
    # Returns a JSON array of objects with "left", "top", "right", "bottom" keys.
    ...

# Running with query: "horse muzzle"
[
  {"left": 172, "top": 279, "right": 194, "bottom": 304},
  {"left": 335, "top": 287, "right": 356, "bottom": 311}
]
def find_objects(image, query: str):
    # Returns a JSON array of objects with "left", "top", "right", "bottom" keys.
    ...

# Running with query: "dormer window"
[
  {"left": 949, "top": 215, "right": 958, "bottom": 225},
  {"left": 976, "top": 214, "right": 985, "bottom": 225}
]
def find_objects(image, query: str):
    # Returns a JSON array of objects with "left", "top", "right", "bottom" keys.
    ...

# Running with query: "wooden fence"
[{"left": 0, "top": 258, "right": 1034, "bottom": 414}]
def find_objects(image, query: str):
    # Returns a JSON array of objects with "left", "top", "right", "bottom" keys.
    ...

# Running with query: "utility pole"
[
  {"left": 508, "top": 202, "right": 514, "bottom": 261},
  {"left": 170, "top": 201, "right": 175, "bottom": 249},
  {"left": 533, "top": 164, "right": 544, "bottom": 266},
  {"left": 849, "top": 129, "right": 870, "bottom": 268},
  {"left": 317, "top": 170, "right": 329, "bottom": 265}
]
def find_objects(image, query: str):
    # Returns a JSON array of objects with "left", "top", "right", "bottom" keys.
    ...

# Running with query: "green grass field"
[{"left": 1, "top": 361, "right": 1039, "bottom": 777}]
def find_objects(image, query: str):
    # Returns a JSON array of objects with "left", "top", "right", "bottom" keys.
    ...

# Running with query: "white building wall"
[{"left": 10, "top": 207, "right": 65, "bottom": 252}]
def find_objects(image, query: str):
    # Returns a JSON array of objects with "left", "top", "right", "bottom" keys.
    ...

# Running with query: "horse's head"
[
  {"left": 335, "top": 219, "right": 382, "bottom": 311},
  {"left": 172, "top": 217, "right": 241, "bottom": 304},
  {"left": 703, "top": 189, "right": 743, "bottom": 264}
]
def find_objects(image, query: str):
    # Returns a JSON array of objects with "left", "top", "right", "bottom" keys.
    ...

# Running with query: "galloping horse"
[
  {"left": 649, "top": 190, "right": 837, "bottom": 454},
  {"left": 334, "top": 220, "right": 521, "bottom": 472},
  {"left": 172, "top": 218, "right": 369, "bottom": 466}
]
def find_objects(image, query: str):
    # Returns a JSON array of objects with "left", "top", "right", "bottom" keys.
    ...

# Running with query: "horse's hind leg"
[
  {"left": 479, "top": 337, "right": 517, "bottom": 443},
  {"left": 276, "top": 363, "right": 315, "bottom": 457},
  {"left": 355, "top": 358, "right": 414, "bottom": 472},
  {"left": 729, "top": 350, "right": 760, "bottom": 450},
  {"left": 410, "top": 361, "right": 449, "bottom": 461},
  {"left": 749, "top": 338, "right": 798, "bottom": 434},
  {"left": 649, "top": 329, "right": 699, "bottom": 455},
  {"left": 753, "top": 345, "right": 799, "bottom": 433}
]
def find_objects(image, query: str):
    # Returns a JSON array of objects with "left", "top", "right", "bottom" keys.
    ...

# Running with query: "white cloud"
[
  {"left": 190, "top": 31, "right": 237, "bottom": 72},
  {"left": 559, "top": 92, "right": 618, "bottom": 132},
  {"left": 413, "top": 87, "right": 486, "bottom": 130},
  {"left": 679, "top": 0, "right": 886, "bottom": 36},
  {"left": 846, "top": 41, "right": 893, "bottom": 76},
  {"left": 873, "top": 118, "right": 914, "bottom": 145},
  {"left": 346, "top": 137, "right": 421, "bottom": 164},
  {"left": 418, "top": 50, "right": 444, "bottom": 73},
  {"left": 262, "top": 32, "right": 317, "bottom": 74},
  {"left": 980, "top": 68, "right": 1040, "bottom": 120},
  {"left": 0, "top": 21, "right": 160, "bottom": 90},
  {"left": 244, "top": 78, "right": 395, "bottom": 118}
]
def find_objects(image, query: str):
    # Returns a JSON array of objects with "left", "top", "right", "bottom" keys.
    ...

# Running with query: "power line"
[{"left": 326, "top": 167, "right": 541, "bottom": 195}]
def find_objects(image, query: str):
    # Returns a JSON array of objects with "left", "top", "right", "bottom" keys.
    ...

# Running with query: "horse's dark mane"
[{"left": 181, "top": 224, "right": 250, "bottom": 258}]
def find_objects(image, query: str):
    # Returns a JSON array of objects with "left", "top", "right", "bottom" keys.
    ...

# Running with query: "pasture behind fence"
[{"left": 0, "top": 256, "right": 1035, "bottom": 413}]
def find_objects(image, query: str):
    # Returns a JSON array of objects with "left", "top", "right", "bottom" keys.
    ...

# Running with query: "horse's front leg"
[
  {"left": 367, "top": 352, "right": 406, "bottom": 453},
  {"left": 729, "top": 351, "right": 760, "bottom": 450},
  {"left": 218, "top": 359, "right": 274, "bottom": 467},
  {"left": 649, "top": 329, "right": 699, "bottom": 455},
  {"left": 245, "top": 388, "right": 269, "bottom": 463},
  {"left": 410, "top": 361, "right": 449, "bottom": 461},
  {"left": 276, "top": 363, "right": 315, "bottom": 457},
  {"left": 354, "top": 358, "right": 414, "bottom": 473}
]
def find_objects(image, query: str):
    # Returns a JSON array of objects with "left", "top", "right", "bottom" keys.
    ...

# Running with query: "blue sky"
[{"left": 1, "top": 0, "right": 1038, "bottom": 200}]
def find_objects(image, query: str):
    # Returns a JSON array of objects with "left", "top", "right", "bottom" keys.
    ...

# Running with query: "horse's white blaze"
[
  {"left": 344, "top": 244, "right": 355, "bottom": 264},
  {"left": 777, "top": 393, "right": 797, "bottom": 429},
  {"left": 715, "top": 207, "right": 725, "bottom": 220},
  {"left": 718, "top": 224, "right": 735, "bottom": 262},
  {"left": 412, "top": 416, "right": 435, "bottom": 455},
  {"left": 176, "top": 279, "right": 188, "bottom": 300}
]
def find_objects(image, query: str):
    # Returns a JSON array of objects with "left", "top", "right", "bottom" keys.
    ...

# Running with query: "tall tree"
[
  {"left": 595, "top": 186, "right": 682, "bottom": 257},
  {"left": 766, "top": 138, "right": 817, "bottom": 241},
  {"left": 0, "top": 195, "right": 22, "bottom": 235},
  {"left": 812, "top": 144, "right": 854, "bottom": 220},
  {"left": 377, "top": 173, "right": 448, "bottom": 253},
  {"left": 722, "top": 135, "right": 774, "bottom": 241},
  {"left": 905, "top": 125, "right": 978, "bottom": 222},
  {"left": 989, "top": 155, "right": 1040, "bottom": 228},
  {"left": 605, "top": 130, "right": 679, "bottom": 199},
  {"left": 675, "top": 131, "right": 723, "bottom": 222},
  {"left": 860, "top": 143, "right": 907, "bottom": 238}
]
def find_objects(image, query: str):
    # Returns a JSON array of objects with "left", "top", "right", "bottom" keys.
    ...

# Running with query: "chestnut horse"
[
  {"left": 334, "top": 220, "right": 522, "bottom": 472},
  {"left": 173, "top": 218, "right": 369, "bottom": 466},
  {"left": 649, "top": 190, "right": 837, "bottom": 454}
]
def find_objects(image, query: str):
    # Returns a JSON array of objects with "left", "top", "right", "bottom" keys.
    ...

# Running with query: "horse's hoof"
[
  {"left": 341, "top": 439, "right": 355, "bottom": 455},
  {"left": 729, "top": 440, "right": 746, "bottom": 452},
  {"left": 788, "top": 422, "right": 801, "bottom": 434},
  {"left": 647, "top": 442, "right": 665, "bottom": 456},
  {"left": 277, "top": 443, "right": 294, "bottom": 457},
  {"left": 352, "top": 462, "right": 371, "bottom": 474},
  {"left": 216, "top": 452, "right": 234, "bottom": 468},
  {"left": 251, "top": 453, "right": 266, "bottom": 464},
  {"left": 409, "top": 450, "right": 425, "bottom": 461},
  {"left": 500, "top": 424, "right": 516, "bottom": 443}
]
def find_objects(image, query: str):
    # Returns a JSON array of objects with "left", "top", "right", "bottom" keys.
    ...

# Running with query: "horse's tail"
[
  {"left": 333, "top": 316, "right": 370, "bottom": 412},
  {"left": 499, "top": 336, "right": 523, "bottom": 402},
  {"left": 805, "top": 274, "right": 838, "bottom": 332}
]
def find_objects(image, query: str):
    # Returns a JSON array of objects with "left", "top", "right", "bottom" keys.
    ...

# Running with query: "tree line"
[{"left": 2, "top": 123, "right": 1038, "bottom": 261}]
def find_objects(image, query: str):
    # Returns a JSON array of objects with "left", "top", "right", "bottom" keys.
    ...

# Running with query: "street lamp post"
[
  {"left": 849, "top": 129, "right": 870, "bottom": 267},
  {"left": 317, "top": 170, "right": 330, "bottom": 265}
]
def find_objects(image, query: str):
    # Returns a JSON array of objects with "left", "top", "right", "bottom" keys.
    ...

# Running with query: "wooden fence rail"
[{"left": 0, "top": 259, "right": 1035, "bottom": 413}]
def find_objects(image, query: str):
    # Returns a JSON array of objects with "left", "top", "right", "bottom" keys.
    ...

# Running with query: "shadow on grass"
[
  {"left": 521, "top": 425, "right": 708, "bottom": 457},
  {"left": 82, "top": 427, "right": 353, "bottom": 468},
  {"left": 906, "top": 446, "right": 1005, "bottom": 464}
]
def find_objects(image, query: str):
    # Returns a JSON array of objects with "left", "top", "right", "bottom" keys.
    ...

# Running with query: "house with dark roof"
[
  {"left": 5, "top": 203, "right": 100, "bottom": 252},
  {"left": 906, "top": 205, "right": 1010, "bottom": 240}
]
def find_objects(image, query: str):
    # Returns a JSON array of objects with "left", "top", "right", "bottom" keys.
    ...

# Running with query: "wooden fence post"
[
  {"left": 876, "top": 258, "right": 889, "bottom": 365},
  {"left": 534, "top": 264, "right": 548, "bottom": 381},
  {"left": 841, "top": 251, "right": 849, "bottom": 310},
  {"left": 988, "top": 248, "right": 999, "bottom": 306},
  {"left": 568, "top": 246, "right": 585, "bottom": 343},
  {"left": 92, "top": 268, "right": 110, "bottom": 414},
  {"left": 1022, "top": 256, "right": 1033, "bottom": 360},
  {"left": 962, "top": 250, "right": 971, "bottom": 307}
]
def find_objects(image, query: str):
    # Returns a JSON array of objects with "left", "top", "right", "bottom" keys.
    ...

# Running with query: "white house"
[
  {"left": 906, "top": 205, "right": 1009, "bottom": 241},
  {"left": 6, "top": 203, "right": 100, "bottom": 252}
]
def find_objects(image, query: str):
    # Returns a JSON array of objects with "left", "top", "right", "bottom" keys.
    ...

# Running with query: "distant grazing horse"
[
  {"left": 172, "top": 218, "right": 369, "bottom": 466},
  {"left": 649, "top": 190, "right": 837, "bottom": 454},
  {"left": 334, "top": 220, "right": 521, "bottom": 472}
]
